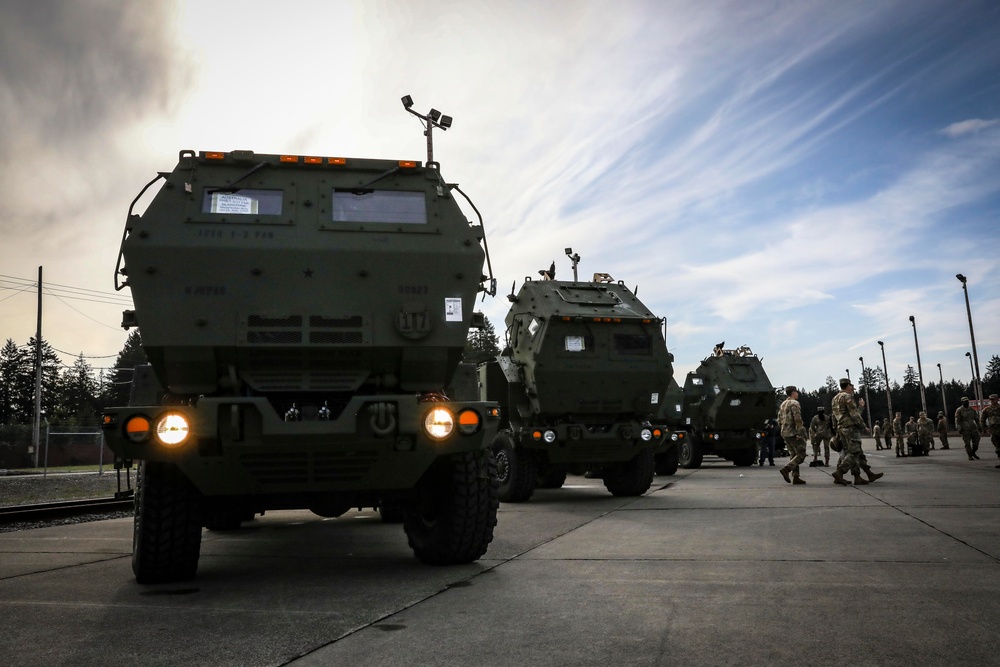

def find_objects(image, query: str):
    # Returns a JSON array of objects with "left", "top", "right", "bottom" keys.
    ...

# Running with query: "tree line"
[{"left": 0, "top": 330, "right": 146, "bottom": 432}]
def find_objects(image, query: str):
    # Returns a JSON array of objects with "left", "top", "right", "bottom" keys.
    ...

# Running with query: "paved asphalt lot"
[{"left": 1, "top": 443, "right": 997, "bottom": 667}]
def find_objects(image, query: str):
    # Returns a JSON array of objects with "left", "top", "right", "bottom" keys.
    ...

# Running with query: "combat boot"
[
  {"left": 779, "top": 467, "right": 791, "bottom": 484},
  {"left": 852, "top": 472, "right": 869, "bottom": 485},
  {"left": 832, "top": 469, "right": 850, "bottom": 486},
  {"left": 824, "top": 456, "right": 829, "bottom": 466},
  {"left": 861, "top": 465, "right": 883, "bottom": 482},
  {"left": 793, "top": 476, "right": 806, "bottom": 485}
]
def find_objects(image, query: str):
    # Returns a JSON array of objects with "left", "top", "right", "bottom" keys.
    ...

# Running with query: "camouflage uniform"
[
  {"left": 778, "top": 392, "right": 807, "bottom": 484},
  {"left": 936, "top": 413, "right": 950, "bottom": 449},
  {"left": 904, "top": 417, "right": 918, "bottom": 454},
  {"left": 981, "top": 395, "right": 1000, "bottom": 467},
  {"left": 955, "top": 400, "right": 981, "bottom": 460},
  {"left": 830, "top": 380, "right": 881, "bottom": 485},
  {"left": 873, "top": 422, "right": 883, "bottom": 450},
  {"left": 893, "top": 414, "right": 906, "bottom": 457},
  {"left": 916, "top": 412, "right": 934, "bottom": 454},
  {"left": 809, "top": 411, "right": 833, "bottom": 464}
]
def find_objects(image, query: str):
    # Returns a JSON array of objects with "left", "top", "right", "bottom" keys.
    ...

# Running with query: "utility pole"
[
  {"left": 32, "top": 266, "right": 42, "bottom": 467},
  {"left": 859, "top": 357, "right": 873, "bottom": 430},
  {"left": 956, "top": 274, "right": 983, "bottom": 404},
  {"left": 878, "top": 341, "right": 894, "bottom": 422},
  {"left": 937, "top": 363, "right": 947, "bottom": 426}
]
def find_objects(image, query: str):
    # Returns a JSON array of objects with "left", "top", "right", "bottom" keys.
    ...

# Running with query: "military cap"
[
  {"left": 961, "top": 396, "right": 969, "bottom": 402},
  {"left": 839, "top": 377, "right": 852, "bottom": 388},
  {"left": 919, "top": 411, "right": 926, "bottom": 417},
  {"left": 938, "top": 411, "right": 944, "bottom": 416},
  {"left": 991, "top": 394, "right": 999, "bottom": 400},
  {"left": 784, "top": 385, "right": 797, "bottom": 395},
  {"left": 817, "top": 406, "right": 825, "bottom": 412}
]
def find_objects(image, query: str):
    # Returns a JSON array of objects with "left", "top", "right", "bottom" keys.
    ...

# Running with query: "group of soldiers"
[{"left": 775, "top": 383, "right": 1000, "bottom": 486}]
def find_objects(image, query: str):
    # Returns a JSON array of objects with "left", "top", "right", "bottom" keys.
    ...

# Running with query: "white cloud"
[{"left": 941, "top": 118, "right": 1000, "bottom": 137}]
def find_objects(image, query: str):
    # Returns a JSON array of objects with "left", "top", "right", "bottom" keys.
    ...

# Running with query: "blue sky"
[{"left": 1, "top": 0, "right": 998, "bottom": 391}]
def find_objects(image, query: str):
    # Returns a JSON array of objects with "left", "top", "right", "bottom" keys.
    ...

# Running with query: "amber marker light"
[
  {"left": 532, "top": 430, "right": 543, "bottom": 441},
  {"left": 398, "top": 160, "right": 417, "bottom": 168},
  {"left": 423, "top": 407, "right": 455, "bottom": 440},
  {"left": 328, "top": 157, "right": 347, "bottom": 165},
  {"left": 279, "top": 155, "right": 299, "bottom": 163},
  {"left": 304, "top": 156, "right": 323, "bottom": 164},
  {"left": 457, "top": 409, "right": 481, "bottom": 435},
  {"left": 204, "top": 151, "right": 225, "bottom": 160},
  {"left": 124, "top": 415, "right": 151, "bottom": 443},
  {"left": 154, "top": 413, "right": 191, "bottom": 448}
]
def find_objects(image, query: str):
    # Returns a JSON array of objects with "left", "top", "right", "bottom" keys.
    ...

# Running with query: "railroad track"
[{"left": 0, "top": 497, "right": 134, "bottom": 524}]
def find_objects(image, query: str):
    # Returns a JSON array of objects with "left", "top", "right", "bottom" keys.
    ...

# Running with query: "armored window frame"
[
  {"left": 330, "top": 190, "right": 427, "bottom": 225},
  {"left": 201, "top": 188, "right": 283, "bottom": 215},
  {"left": 613, "top": 332, "right": 652, "bottom": 356}
]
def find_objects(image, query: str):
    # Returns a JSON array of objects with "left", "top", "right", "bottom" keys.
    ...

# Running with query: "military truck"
[
  {"left": 668, "top": 345, "right": 775, "bottom": 468},
  {"left": 101, "top": 103, "right": 501, "bottom": 583},
  {"left": 480, "top": 269, "right": 677, "bottom": 502}
]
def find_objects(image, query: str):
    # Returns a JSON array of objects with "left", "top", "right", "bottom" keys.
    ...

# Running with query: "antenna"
[{"left": 401, "top": 94, "right": 453, "bottom": 166}]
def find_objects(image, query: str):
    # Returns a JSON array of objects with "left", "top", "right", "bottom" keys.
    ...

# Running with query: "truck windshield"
[{"left": 331, "top": 190, "right": 426, "bottom": 224}]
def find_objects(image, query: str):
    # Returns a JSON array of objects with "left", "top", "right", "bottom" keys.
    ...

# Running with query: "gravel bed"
[{"left": 0, "top": 471, "right": 135, "bottom": 533}]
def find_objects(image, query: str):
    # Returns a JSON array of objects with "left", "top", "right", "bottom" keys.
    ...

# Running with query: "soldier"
[
  {"left": 893, "top": 412, "right": 906, "bottom": 457},
  {"left": 955, "top": 397, "right": 981, "bottom": 461},
  {"left": 981, "top": 394, "right": 1000, "bottom": 469},
  {"left": 809, "top": 407, "right": 833, "bottom": 466},
  {"left": 936, "top": 411, "right": 950, "bottom": 449},
  {"left": 904, "top": 416, "right": 918, "bottom": 455},
  {"left": 916, "top": 411, "right": 934, "bottom": 455},
  {"left": 873, "top": 419, "right": 884, "bottom": 450},
  {"left": 830, "top": 378, "right": 882, "bottom": 485},
  {"left": 777, "top": 386, "right": 807, "bottom": 485}
]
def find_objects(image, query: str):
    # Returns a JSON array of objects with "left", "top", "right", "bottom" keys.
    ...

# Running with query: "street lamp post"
[
  {"left": 966, "top": 352, "right": 976, "bottom": 399},
  {"left": 957, "top": 274, "right": 983, "bottom": 404},
  {"left": 909, "top": 315, "right": 928, "bottom": 414},
  {"left": 878, "top": 341, "right": 894, "bottom": 422},
  {"left": 859, "top": 356, "right": 873, "bottom": 430},
  {"left": 937, "top": 363, "right": 947, "bottom": 426}
]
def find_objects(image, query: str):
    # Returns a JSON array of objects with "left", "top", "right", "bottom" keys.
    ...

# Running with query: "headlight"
[
  {"left": 670, "top": 432, "right": 679, "bottom": 442},
  {"left": 640, "top": 428, "right": 653, "bottom": 441},
  {"left": 543, "top": 430, "right": 557, "bottom": 443},
  {"left": 154, "top": 413, "right": 190, "bottom": 447},
  {"left": 755, "top": 432, "right": 762, "bottom": 439},
  {"left": 423, "top": 407, "right": 455, "bottom": 440}
]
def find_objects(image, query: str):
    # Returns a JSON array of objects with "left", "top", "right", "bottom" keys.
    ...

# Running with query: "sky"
[{"left": 1, "top": 0, "right": 998, "bottom": 392}]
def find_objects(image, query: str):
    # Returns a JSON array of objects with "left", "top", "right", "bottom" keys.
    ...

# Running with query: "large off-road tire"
[
  {"left": 536, "top": 467, "right": 568, "bottom": 489},
  {"left": 492, "top": 431, "right": 537, "bottom": 502},
  {"left": 731, "top": 447, "right": 756, "bottom": 467},
  {"left": 132, "top": 461, "right": 203, "bottom": 584},
  {"left": 678, "top": 437, "right": 704, "bottom": 469},
  {"left": 654, "top": 445, "right": 679, "bottom": 476},
  {"left": 603, "top": 449, "right": 655, "bottom": 497},
  {"left": 404, "top": 451, "right": 499, "bottom": 565}
]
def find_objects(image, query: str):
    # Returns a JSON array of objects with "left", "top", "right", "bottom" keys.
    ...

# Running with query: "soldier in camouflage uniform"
[
  {"left": 830, "top": 378, "right": 882, "bottom": 485},
  {"left": 916, "top": 411, "right": 934, "bottom": 455},
  {"left": 777, "top": 386, "right": 807, "bottom": 485},
  {"left": 955, "top": 397, "right": 981, "bottom": 461},
  {"left": 893, "top": 412, "right": 906, "bottom": 457},
  {"left": 981, "top": 394, "right": 1000, "bottom": 468},
  {"left": 936, "top": 411, "right": 950, "bottom": 449},
  {"left": 809, "top": 407, "right": 833, "bottom": 466},
  {"left": 873, "top": 420, "right": 883, "bottom": 450}
]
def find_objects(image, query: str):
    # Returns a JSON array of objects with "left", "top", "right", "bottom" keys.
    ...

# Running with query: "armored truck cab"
[
  {"left": 481, "top": 275, "right": 678, "bottom": 502},
  {"left": 102, "top": 148, "right": 500, "bottom": 583},
  {"left": 671, "top": 346, "right": 775, "bottom": 468}
]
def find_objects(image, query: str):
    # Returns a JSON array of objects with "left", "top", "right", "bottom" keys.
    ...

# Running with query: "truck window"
[
  {"left": 202, "top": 188, "right": 283, "bottom": 215},
  {"left": 613, "top": 333, "right": 652, "bottom": 355},
  {"left": 331, "top": 190, "right": 426, "bottom": 224}
]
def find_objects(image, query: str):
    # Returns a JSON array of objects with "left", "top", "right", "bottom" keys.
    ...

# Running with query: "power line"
[{"left": 0, "top": 274, "right": 133, "bottom": 306}]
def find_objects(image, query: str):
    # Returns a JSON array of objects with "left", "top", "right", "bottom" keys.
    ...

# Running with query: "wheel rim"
[
  {"left": 495, "top": 448, "right": 510, "bottom": 484},
  {"left": 680, "top": 442, "right": 692, "bottom": 463}
]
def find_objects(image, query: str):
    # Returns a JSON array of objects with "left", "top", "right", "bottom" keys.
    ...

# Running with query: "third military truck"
[
  {"left": 100, "top": 99, "right": 501, "bottom": 583},
  {"left": 480, "top": 266, "right": 678, "bottom": 502},
  {"left": 666, "top": 345, "right": 775, "bottom": 468}
]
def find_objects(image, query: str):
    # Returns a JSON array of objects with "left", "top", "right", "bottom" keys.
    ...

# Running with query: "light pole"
[
  {"left": 957, "top": 274, "right": 983, "bottom": 404},
  {"left": 909, "top": 315, "right": 928, "bottom": 414},
  {"left": 966, "top": 352, "right": 976, "bottom": 399},
  {"left": 859, "top": 356, "right": 872, "bottom": 430},
  {"left": 845, "top": 369, "right": 851, "bottom": 382},
  {"left": 878, "top": 340, "right": 894, "bottom": 421},
  {"left": 937, "top": 363, "right": 947, "bottom": 426}
]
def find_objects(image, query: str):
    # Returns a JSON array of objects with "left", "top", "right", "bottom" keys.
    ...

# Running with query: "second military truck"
[{"left": 480, "top": 271, "right": 677, "bottom": 502}]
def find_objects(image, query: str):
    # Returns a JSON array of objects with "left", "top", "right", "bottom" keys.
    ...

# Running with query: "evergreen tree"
[
  {"left": 0, "top": 339, "right": 27, "bottom": 424},
  {"left": 59, "top": 353, "right": 100, "bottom": 427},
  {"left": 463, "top": 316, "right": 500, "bottom": 365},
  {"left": 10, "top": 337, "right": 63, "bottom": 424},
  {"left": 101, "top": 330, "right": 148, "bottom": 407},
  {"left": 984, "top": 354, "right": 1000, "bottom": 396}
]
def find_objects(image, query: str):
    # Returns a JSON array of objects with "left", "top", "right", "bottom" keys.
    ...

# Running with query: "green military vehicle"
[
  {"left": 480, "top": 263, "right": 678, "bottom": 502},
  {"left": 669, "top": 345, "right": 775, "bottom": 468},
  {"left": 101, "top": 99, "right": 501, "bottom": 583}
]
